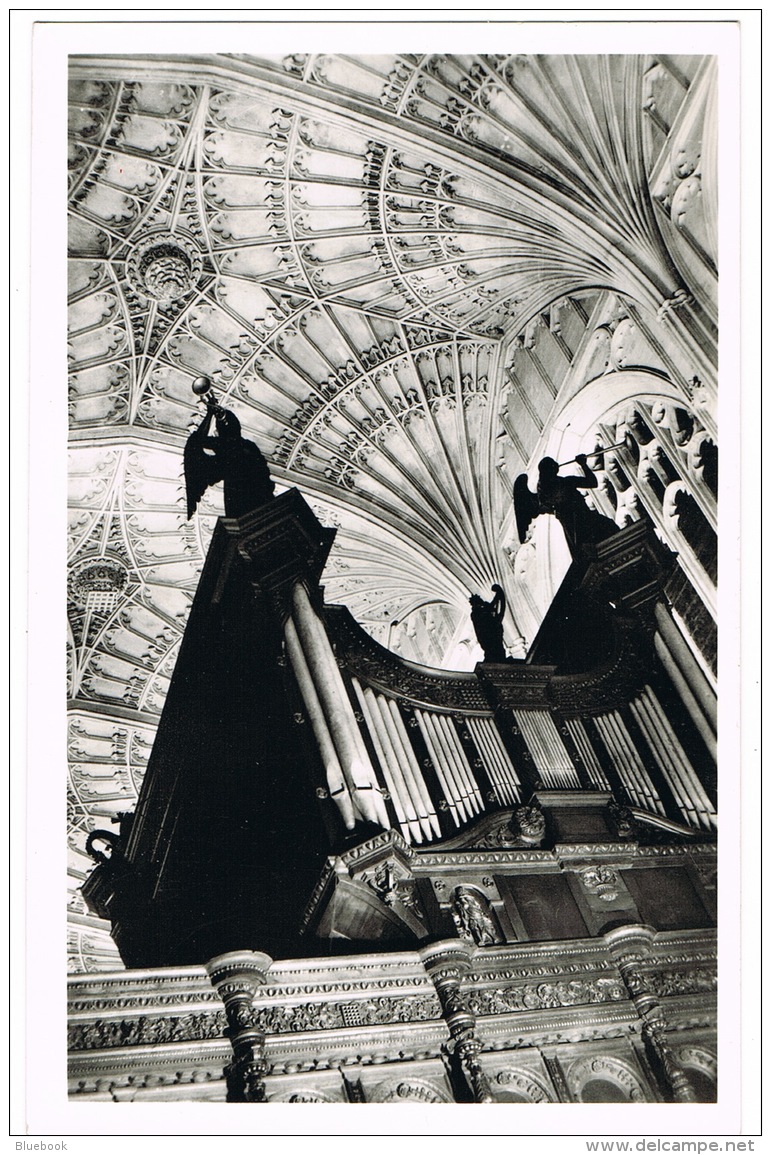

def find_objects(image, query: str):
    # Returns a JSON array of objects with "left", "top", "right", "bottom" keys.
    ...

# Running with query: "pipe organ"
[{"left": 79, "top": 490, "right": 717, "bottom": 1104}]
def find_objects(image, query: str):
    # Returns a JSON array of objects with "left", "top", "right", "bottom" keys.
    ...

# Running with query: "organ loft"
[{"left": 67, "top": 51, "right": 719, "bottom": 1106}]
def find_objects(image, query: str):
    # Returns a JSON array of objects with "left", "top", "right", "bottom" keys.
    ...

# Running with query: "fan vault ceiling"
[{"left": 66, "top": 52, "right": 714, "bottom": 970}]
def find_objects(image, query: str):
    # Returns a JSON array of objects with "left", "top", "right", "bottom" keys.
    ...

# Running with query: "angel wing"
[
  {"left": 184, "top": 435, "right": 225, "bottom": 519},
  {"left": 513, "top": 474, "right": 541, "bottom": 543}
]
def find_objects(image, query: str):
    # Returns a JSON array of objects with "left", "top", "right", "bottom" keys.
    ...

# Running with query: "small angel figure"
[
  {"left": 452, "top": 887, "right": 500, "bottom": 946},
  {"left": 469, "top": 583, "right": 508, "bottom": 663},
  {"left": 513, "top": 455, "right": 620, "bottom": 559},
  {"left": 184, "top": 388, "right": 275, "bottom": 520}
]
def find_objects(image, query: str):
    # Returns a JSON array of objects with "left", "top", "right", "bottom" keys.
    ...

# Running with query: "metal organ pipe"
[
  {"left": 595, "top": 712, "right": 665, "bottom": 815},
  {"left": 607, "top": 709, "right": 664, "bottom": 814},
  {"left": 371, "top": 688, "right": 431, "bottom": 841},
  {"left": 638, "top": 686, "right": 716, "bottom": 829},
  {"left": 564, "top": 718, "right": 610, "bottom": 789},
  {"left": 290, "top": 583, "right": 389, "bottom": 829},
  {"left": 466, "top": 719, "right": 506, "bottom": 804},
  {"left": 412, "top": 711, "right": 456, "bottom": 824},
  {"left": 425, "top": 712, "right": 473, "bottom": 818},
  {"left": 436, "top": 714, "right": 483, "bottom": 815},
  {"left": 353, "top": 681, "right": 419, "bottom": 842},
  {"left": 654, "top": 633, "right": 717, "bottom": 761},
  {"left": 283, "top": 616, "right": 356, "bottom": 830},
  {"left": 604, "top": 711, "right": 650, "bottom": 807},
  {"left": 513, "top": 710, "right": 580, "bottom": 789},
  {"left": 594, "top": 714, "right": 635, "bottom": 804},
  {"left": 415, "top": 711, "right": 463, "bottom": 825},
  {"left": 629, "top": 695, "right": 695, "bottom": 826},
  {"left": 466, "top": 716, "right": 522, "bottom": 806},
  {"left": 384, "top": 698, "right": 440, "bottom": 839},
  {"left": 654, "top": 603, "right": 717, "bottom": 729}
]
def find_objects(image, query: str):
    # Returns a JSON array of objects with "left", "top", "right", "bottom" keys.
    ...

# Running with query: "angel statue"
[
  {"left": 184, "top": 378, "right": 275, "bottom": 520},
  {"left": 513, "top": 454, "right": 620, "bottom": 559},
  {"left": 452, "top": 887, "right": 500, "bottom": 947},
  {"left": 469, "top": 583, "right": 508, "bottom": 663}
]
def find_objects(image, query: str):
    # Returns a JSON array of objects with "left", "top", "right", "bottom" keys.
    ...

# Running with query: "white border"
[{"left": 13, "top": 8, "right": 758, "bottom": 1148}]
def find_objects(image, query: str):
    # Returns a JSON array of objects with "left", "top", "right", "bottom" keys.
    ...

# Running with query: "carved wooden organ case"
[{"left": 83, "top": 489, "right": 716, "bottom": 970}]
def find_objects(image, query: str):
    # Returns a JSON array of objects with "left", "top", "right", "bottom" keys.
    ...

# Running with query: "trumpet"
[{"left": 557, "top": 434, "right": 634, "bottom": 468}]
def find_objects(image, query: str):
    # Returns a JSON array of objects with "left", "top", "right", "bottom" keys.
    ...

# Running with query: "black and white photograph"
[{"left": 13, "top": 10, "right": 758, "bottom": 1147}]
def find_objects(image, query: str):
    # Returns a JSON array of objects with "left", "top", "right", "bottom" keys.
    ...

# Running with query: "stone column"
[
  {"left": 419, "top": 939, "right": 494, "bottom": 1104},
  {"left": 603, "top": 926, "right": 697, "bottom": 1103},
  {"left": 206, "top": 950, "right": 273, "bottom": 1103}
]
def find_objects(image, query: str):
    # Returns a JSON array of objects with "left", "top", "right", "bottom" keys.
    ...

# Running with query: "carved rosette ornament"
[
  {"left": 206, "top": 950, "right": 273, "bottom": 1103},
  {"left": 125, "top": 230, "right": 203, "bottom": 304},
  {"left": 578, "top": 865, "right": 621, "bottom": 903},
  {"left": 494, "top": 1069, "right": 553, "bottom": 1103},
  {"left": 68, "top": 555, "right": 128, "bottom": 612},
  {"left": 567, "top": 1055, "right": 647, "bottom": 1103},
  {"left": 419, "top": 940, "right": 494, "bottom": 1103},
  {"left": 603, "top": 926, "right": 697, "bottom": 1103},
  {"left": 513, "top": 801, "right": 546, "bottom": 845}
]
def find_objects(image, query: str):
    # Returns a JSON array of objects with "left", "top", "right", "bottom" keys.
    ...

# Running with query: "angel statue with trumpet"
[
  {"left": 513, "top": 440, "right": 630, "bottom": 559},
  {"left": 184, "top": 376, "right": 275, "bottom": 520}
]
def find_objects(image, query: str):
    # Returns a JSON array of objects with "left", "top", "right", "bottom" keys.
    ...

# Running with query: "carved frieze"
[
  {"left": 466, "top": 977, "right": 626, "bottom": 1016},
  {"left": 70, "top": 991, "right": 445, "bottom": 1050},
  {"left": 69, "top": 1063, "right": 227, "bottom": 1097},
  {"left": 69, "top": 990, "right": 220, "bottom": 1014},
  {"left": 69, "top": 1010, "right": 227, "bottom": 1051},
  {"left": 254, "top": 992, "right": 441, "bottom": 1034},
  {"left": 644, "top": 967, "right": 716, "bottom": 999},
  {"left": 417, "top": 849, "right": 553, "bottom": 868}
]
